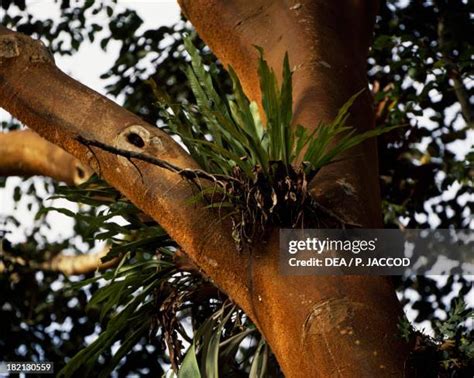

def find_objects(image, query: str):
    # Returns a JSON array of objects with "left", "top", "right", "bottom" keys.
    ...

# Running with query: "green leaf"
[
  {"left": 249, "top": 339, "right": 268, "bottom": 378},
  {"left": 373, "top": 35, "right": 394, "bottom": 50},
  {"left": 179, "top": 344, "right": 202, "bottom": 378}
]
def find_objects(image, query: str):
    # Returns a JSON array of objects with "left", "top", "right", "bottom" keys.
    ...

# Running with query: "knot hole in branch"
[
  {"left": 126, "top": 132, "right": 145, "bottom": 148},
  {"left": 73, "top": 161, "right": 92, "bottom": 185},
  {"left": 114, "top": 125, "right": 152, "bottom": 168},
  {"left": 116, "top": 125, "right": 150, "bottom": 151}
]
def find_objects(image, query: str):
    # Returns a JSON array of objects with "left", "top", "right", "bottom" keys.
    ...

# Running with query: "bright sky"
[{"left": 29, "top": 0, "right": 181, "bottom": 95}]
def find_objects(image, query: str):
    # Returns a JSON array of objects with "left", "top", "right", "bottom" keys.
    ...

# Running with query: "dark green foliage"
[
  {"left": 1, "top": 0, "right": 111, "bottom": 55},
  {"left": 0, "top": 256, "right": 99, "bottom": 373},
  {"left": 373, "top": 0, "right": 473, "bottom": 230},
  {"left": 371, "top": 0, "right": 473, "bottom": 345},
  {"left": 400, "top": 300, "right": 474, "bottom": 376}
]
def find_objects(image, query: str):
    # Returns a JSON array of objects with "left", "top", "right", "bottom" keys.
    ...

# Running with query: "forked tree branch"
[{"left": 178, "top": 1, "right": 409, "bottom": 376}]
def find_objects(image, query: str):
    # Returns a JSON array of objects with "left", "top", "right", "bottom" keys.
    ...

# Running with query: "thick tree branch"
[
  {"left": 0, "top": 129, "right": 92, "bottom": 185},
  {"left": 0, "top": 26, "right": 256, "bottom": 322}
]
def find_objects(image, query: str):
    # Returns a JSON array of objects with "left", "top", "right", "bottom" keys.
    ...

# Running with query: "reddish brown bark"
[
  {"left": 0, "top": 1, "right": 410, "bottom": 374},
  {"left": 0, "top": 129, "right": 92, "bottom": 185}
]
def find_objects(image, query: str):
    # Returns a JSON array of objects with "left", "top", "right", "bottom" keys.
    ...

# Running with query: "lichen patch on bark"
[
  {"left": 0, "top": 35, "right": 19, "bottom": 59},
  {"left": 0, "top": 28, "right": 53, "bottom": 64}
]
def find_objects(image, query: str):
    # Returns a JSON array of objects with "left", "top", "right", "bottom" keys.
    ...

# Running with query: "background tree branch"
[
  {"left": 0, "top": 129, "right": 92, "bottom": 185},
  {"left": 0, "top": 244, "right": 116, "bottom": 275}
]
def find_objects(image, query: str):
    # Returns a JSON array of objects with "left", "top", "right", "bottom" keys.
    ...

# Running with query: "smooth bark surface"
[
  {"left": 0, "top": 129, "right": 92, "bottom": 185},
  {"left": 0, "top": 1, "right": 410, "bottom": 374}
]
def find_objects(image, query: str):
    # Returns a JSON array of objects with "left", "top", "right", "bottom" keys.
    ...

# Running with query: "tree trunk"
[{"left": 0, "top": 0, "right": 411, "bottom": 374}]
